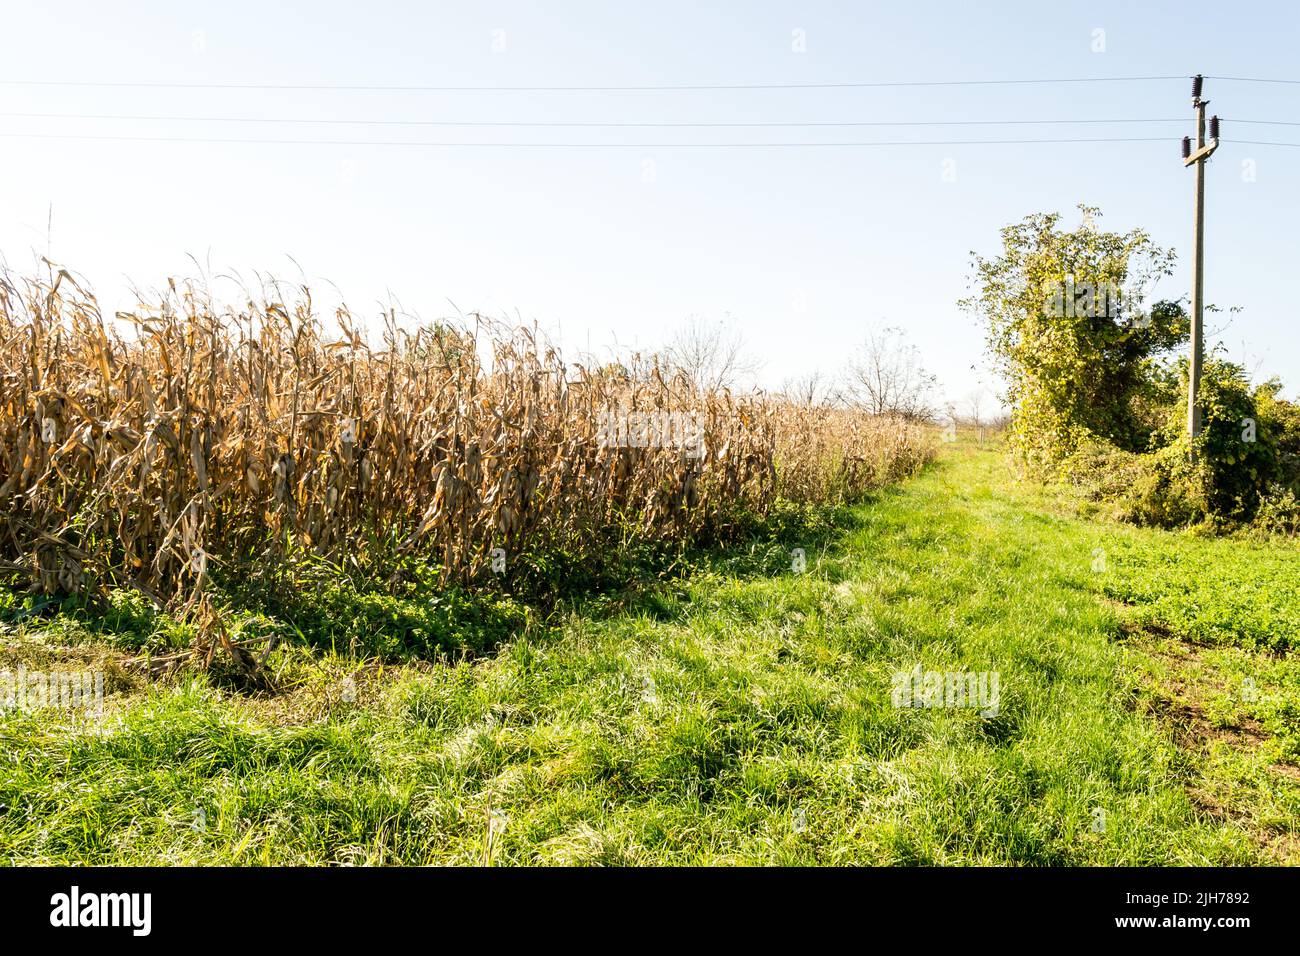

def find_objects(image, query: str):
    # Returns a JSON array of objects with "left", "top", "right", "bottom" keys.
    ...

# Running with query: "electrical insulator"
[
  {"left": 1181, "top": 136, "right": 1191, "bottom": 159},
  {"left": 1209, "top": 115, "right": 1220, "bottom": 140},
  {"left": 1191, "top": 74, "right": 1203, "bottom": 99}
]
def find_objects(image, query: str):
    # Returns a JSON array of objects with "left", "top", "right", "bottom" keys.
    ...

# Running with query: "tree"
[
  {"left": 960, "top": 205, "right": 1188, "bottom": 466},
  {"left": 840, "top": 326, "right": 937, "bottom": 420},
  {"left": 781, "top": 371, "right": 827, "bottom": 407},
  {"left": 662, "top": 315, "right": 760, "bottom": 392},
  {"left": 965, "top": 388, "right": 985, "bottom": 428}
]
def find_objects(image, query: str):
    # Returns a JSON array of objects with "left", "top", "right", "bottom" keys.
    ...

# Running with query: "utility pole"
[{"left": 1181, "top": 74, "right": 1220, "bottom": 448}]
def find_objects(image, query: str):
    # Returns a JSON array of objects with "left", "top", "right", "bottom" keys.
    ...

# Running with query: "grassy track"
[{"left": 2, "top": 440, "right": 1297, "bottom": 864}]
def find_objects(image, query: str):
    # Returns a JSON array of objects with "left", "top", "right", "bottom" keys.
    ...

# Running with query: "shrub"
[
  {"left": 1252, "top": 485, "right": 1300, "bottom": 537},
  {"left": 1254, "top": 380, "right": 1300, "bottom": 489},
  {"left": 961, "top": 205, "right": 1186, "bottom": 466},
  {"left": 1064, "top": 439, "right": 1209, "bottom": 528},
  {"left": 1193, "top": 359, "right": 1279, "bottom": 520}
]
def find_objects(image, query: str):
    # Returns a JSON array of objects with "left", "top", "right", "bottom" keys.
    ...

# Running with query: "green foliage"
[
  {"left": 1067, "top": 440, "right": 1210, "bottom": 529},
  {"left": 1192, "top": 359, "right": 1279, "bottom": 519},
  {"left": 967, "top": 206, "right": 1298, "bottom": 531},
  {"left": 1253, "top": 485, "right": 1300, "bottom": 537},
  {"left": 9, "top": 446, "right": 1289, "bottom": 864},
  {"left": 0, "top": 587, "right": 197, "bottom": 652},
  {"left": 1253, "top": 380, "right": 1300, "bottom": 489},
  {"left": 962, "top": 205, "right": 1185, "bottom": 467},
  {"left": 220, "top": 550, "right": 531, "bottom": 660},
  {"left": 1101, "top": 530, "right": 1300, "bottom": 652}
]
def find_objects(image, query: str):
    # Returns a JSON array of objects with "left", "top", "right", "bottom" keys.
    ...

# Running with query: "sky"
[{"left": 1, "top": 1, "right": 1297, "bottom": 411}]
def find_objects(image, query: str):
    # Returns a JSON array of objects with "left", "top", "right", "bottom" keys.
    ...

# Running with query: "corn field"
[{"left": 0, "top": 267, "right": 934, "bottom": 605}]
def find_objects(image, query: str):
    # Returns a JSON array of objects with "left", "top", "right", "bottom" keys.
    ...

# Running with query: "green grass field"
[{"left": 2, "top": 439, "right": 1297, "bottom": 865}]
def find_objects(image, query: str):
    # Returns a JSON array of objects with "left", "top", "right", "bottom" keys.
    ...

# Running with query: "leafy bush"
[
  {"left": 1193, "top": 359, "right": 1279, "bottom": 520},
  {"left": 962, "top": 205, "right": 1186, "bottom": 468},
  {"left": 1064, "top": 439, "right": 1208, "bottom": 528},
  {"left": 1254, "top": 380, "right": 1300, "bottom": 489},
  {"left": 966, "top": 205, "right": 1297, "bottom": 532},
  {"left": 1252, "top": 485, "right": 1300, "bottom": 537}
]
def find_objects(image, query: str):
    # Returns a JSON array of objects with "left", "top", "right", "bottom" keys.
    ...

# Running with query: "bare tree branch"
[
  {"left": 840, "top": 326, "right": 937, "bottom": 420},
  {"left": 661, "top": 315, "right": 760, "bottom": 392}
]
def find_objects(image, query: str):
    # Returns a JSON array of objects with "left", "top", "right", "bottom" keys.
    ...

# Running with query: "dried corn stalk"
[{"left": 0, "top": 266, "right": 934, "bottom": 604}]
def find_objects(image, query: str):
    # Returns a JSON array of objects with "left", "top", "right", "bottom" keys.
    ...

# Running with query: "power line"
[
  {"left": 0, "top": 110, "right": 1203, "bottom": 128},
  {"left": 0, "top": 131, "right": 1196, "bottom": 147},
  {"left": 4, "top": 111, "right": 1298, "bottom": 130},
  {"left": 1207, "top": 75, "right": 1300, "bottom": 85},
  {"left": 0, "top": 75, "right": 1189, "bottom": 93},
  {"left": 1230, "top": 118, "right": 1300, "bottom": 127},
  {"left": 5, "top": 129, "right": 1289, "bottom": 148}
]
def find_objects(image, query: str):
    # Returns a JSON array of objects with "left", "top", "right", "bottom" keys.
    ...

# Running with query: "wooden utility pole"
[{"left": 1182, "top": 75, "right": 1219, "bottom": 445}]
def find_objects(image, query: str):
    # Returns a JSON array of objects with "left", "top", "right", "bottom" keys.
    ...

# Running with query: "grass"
[
  {"left": 1101, "top": 533, "right": 1300, "bottom": 651},
  {"left": 1, "top": 438, "right": 1296, "bottom": 865}
]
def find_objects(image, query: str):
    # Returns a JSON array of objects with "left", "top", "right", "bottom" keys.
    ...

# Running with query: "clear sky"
[{"left": 1, "top": 1, "right": 1297, "bottom": 409}]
